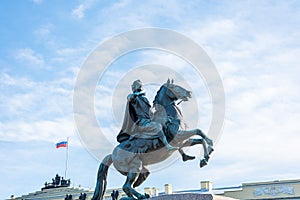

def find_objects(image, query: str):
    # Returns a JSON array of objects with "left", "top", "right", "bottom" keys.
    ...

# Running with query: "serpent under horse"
[{"left": 91, "top": 79, "right": 214, "bottom": 200}]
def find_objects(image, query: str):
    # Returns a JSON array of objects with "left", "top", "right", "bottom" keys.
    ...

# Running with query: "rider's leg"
[
  {"left": 147, "top": 121, "right": 178, "bottom": 151},
  {"left": 158, "top": 130, "right": 178, "bottom": 151}
]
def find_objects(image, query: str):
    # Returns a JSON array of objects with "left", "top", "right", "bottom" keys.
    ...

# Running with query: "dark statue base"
[
  {"left": 120, "top": 194, "right": 150, "bottom": 200},
  {"left": 120, "top": 197, "right": 136, "bottom": 200},
  {"left": 149, "top": 193, "right": 237, "bottom": 200}
]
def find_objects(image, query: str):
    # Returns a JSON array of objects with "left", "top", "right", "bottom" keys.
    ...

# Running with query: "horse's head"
[{"left": 153, "top": 79, "right": 192, "bottom": 107}]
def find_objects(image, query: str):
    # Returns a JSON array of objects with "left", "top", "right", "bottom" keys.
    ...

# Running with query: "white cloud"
[
  {"left": 72, "top": 4, "right": 86, "bottom": 19},
  {"left": 33, "top": 24, "right": 52, "bottom": 38},
  {"left": 0, "top": 72, "right": 78, "bottom": 144},
  {"left": 191, "top": 19, "right": 238, "bottom": 42},
  {"left": 15, "top": 48, "right": 45, "bottom": 67},
  {"left": 0, "top": 118, "right": 77, "bottom": 143},
  {"left": 56, "top": 48, "right": 84, "bottom": 56},
  {"left": 71, "top": 0, "right": 96, "bottom": 19}
]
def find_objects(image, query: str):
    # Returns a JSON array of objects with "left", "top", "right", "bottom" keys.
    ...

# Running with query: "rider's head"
[{"left": 131, "top": 80, "right": 143, "bottom": 93}]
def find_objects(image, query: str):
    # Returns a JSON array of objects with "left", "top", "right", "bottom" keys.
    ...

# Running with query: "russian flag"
[{"left": 56, "top": 141, "right": 68, "bottom": 148}]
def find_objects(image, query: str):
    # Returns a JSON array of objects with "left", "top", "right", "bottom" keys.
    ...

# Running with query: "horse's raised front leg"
[
  {"left": 180, "top": 138, "right": 210, "bottom": 167},
  {"left": 199, "top": 141, "right": 209, "bottom": 168},
  {"left": 196, "top": 129, "right": 214, "bottom": 157},
  {"left": 174, "top": 131, "right": 213, "bottom": 168},
  {"left": 181, "top": 138, "right": 204, "bottom": 147},
  {"left": 174, "top": 130, "right": 208, "bottom": 158},
  {"left": 196, "top": 129, "right": 214, "bottom": 147},
  {"left": 176, "top": 129, "right": 214, "bottom": 155},
  {"left": 174, "top": 129, "right": 199, "bottom": 142},
  {"left": 178, "top": 138, "right": 205, "bottom": 162},
  {"left": 174, "top": 130, "right": 210, "bottom": 153}
]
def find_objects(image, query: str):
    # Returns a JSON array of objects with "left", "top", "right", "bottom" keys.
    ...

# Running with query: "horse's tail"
[{"left": 91, "top": 154, "right": 113, "bottom": 200}]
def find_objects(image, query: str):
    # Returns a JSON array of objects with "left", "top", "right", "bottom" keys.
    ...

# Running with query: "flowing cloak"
[{"left": 117, "top": 93, "right": 161, "bottom": 143}]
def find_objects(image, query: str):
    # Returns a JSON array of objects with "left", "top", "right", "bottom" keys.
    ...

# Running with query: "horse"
[{"left": 91, "top": 79, "right": 214, "bottom": 200}]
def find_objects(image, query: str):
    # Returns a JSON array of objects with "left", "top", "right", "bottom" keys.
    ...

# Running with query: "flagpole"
[{"left": 65, "top": 137, "right": 69, "bottom": 179}]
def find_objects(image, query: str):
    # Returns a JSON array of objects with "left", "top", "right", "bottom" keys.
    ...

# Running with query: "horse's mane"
[
  {"left": 152, "top": 83, "right": 187, "bottom": 130},
  {"left": 153, "top": 84, "right": 165, "bottom": 106}
]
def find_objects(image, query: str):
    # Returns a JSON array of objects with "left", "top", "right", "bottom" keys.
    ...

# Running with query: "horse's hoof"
[
  {"left": 200, "top": 159, "right": 207, "bottom": 168},
  {"left": 208, "top": 146, "right": 214, "bottom": 155},
  {"left": 182, "top": 154, "right": 196, "bottom": 162},
  {"left": 137, "top": 193, "right": 150, "bottom": 199},
  {"left": 120, "top": 197, "right": 137, "bottom": 200}
]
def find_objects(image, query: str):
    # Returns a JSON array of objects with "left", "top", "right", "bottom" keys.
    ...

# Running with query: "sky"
[{"left": 1, "top": 0, "right": 300, "bottom": 199}]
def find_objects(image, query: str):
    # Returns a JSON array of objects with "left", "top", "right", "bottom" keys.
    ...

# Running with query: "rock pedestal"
[{"left": 150, "top": 193, "right": 236, "bottom": 200}]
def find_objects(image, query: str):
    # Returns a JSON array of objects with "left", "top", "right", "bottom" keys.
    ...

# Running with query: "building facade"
[
  {"left": 220, "top": 179, "right": 300, "bottom": 199},
  {"left": 9, "top": 177, "right": 300, "bottom": 200}
]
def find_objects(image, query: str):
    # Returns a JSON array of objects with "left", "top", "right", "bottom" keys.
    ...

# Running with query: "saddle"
[{"left": 117, "top": 119, "right": 180, "bottom": 154}]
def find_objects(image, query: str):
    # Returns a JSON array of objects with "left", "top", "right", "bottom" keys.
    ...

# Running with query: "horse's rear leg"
[
  {"left": 121, "top": 156, "right": 150, "bottom": 199},
  {"left": 133, "top": 166, "right": 150, "bottom": 188},
  {"left": 123, "top": 171, "right": 150, "bottom": 199},
  {"left": 123, "top": 172, "right": 138, "bottom": 198}
]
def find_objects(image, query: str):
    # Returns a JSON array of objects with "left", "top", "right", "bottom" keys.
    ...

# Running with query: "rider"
[{"left": 117, "top": 80, "right": 177, "bottom": 151}]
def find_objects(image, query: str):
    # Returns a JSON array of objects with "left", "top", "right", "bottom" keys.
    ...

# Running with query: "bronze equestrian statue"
[{"left": 91, "top": 79, "right": 214, "bottom": 200}]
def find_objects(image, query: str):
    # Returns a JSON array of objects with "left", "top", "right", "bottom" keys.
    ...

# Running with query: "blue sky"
[{"left": 1, "top": 0, "right": 300, "bottom": 199}]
